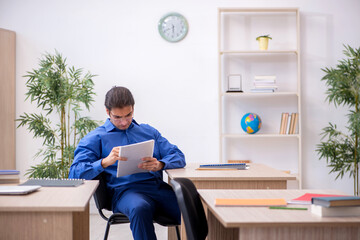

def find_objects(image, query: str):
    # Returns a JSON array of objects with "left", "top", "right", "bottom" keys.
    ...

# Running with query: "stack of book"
[
  {"left": 311, "top": 196, "right": 360, "bottom": 217},
  {"left": 0, "top": 170, "right": 20, "bottom": 184},
  {"left": 279, "top": 112, "right": 299, "bottom": 134},
  {"left": 250, "top": 75, "right": 277, "bottom": 93}
]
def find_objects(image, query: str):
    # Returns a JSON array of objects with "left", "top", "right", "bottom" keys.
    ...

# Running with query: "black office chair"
[
  {"left": 93, "top": 173, "right": 180, "bottom": 240},
  {"left": 170, "top": 178, "right": 208, "bottom": 240}
]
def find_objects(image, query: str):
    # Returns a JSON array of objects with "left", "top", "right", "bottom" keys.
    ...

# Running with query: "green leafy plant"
[
  {"left": 17, "top": 51, "right": 101, "bottom": 179},
  {"left": 316, "top": 45, "right": 360, "bottom": 196},
  {"left": 256, "top": 34, "right": 272, "bottom": 41}
]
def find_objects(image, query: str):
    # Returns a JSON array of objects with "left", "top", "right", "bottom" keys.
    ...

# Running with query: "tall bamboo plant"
[
  {"left": 316, "top": 45, "right": 360, "bottom": 196},
  {"left": 18, "top": 51, "right": 100, "bottom": 178}
]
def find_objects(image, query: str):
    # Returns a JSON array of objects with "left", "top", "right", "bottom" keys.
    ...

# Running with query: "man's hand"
[
  {"left": 138, "top": 157, "right": 164, "bottom": 172},
  {"left": 101, "top": 147, "right": 127, "bottom": 168}
]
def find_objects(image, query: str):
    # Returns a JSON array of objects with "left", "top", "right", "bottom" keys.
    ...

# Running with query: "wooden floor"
[{"left": 90, "top": 212, "right": 168, "bottom": 240}]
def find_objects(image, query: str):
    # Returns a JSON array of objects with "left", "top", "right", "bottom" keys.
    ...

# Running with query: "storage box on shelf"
[{"left": 218, "top": 8, "right": 302, "bottom": 188}]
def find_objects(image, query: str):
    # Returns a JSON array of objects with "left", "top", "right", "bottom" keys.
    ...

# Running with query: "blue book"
[
  {"left": 0, "top": 170, "right": 20, "bottom": 175},
  {"left": 312, "top": 196, "right": 360, "bottom": 207},
  {"left": 198, "top": 163, "right": 247, "bottom": 170}
]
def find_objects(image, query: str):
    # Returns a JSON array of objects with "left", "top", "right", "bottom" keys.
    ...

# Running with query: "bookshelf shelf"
[
  {"left": 222, "top": 92, "right": 299, "bottom": 97},
  {"left": 222, "top": 134, "right": 300, "bottom": 138},
  {"left": 220, "top": 50, "right": 298, "bottom": 55},
  {"left": 218, "top": 8, "right": 302, "bottom": 188},
  {"left": 218, "top": 7, "right": 299, "bottom": 13}
]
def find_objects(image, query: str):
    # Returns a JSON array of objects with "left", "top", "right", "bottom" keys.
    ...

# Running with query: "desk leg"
[
  {"left": 168, "top": 215, "right": 186, "bottom": 240},
  {"left": 207, "top": 210, "right": 239, "bottom": 240},
  {"left": 73, "top": 203, "right": 90, "bottom": 240},
  {"left": 168, "top": 226, "right": 176, "bottom": 240}
]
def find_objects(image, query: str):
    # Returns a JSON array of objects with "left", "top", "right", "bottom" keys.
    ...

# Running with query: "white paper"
[{"left": 116, "top": 140, "right": 155, "bottom": 177}]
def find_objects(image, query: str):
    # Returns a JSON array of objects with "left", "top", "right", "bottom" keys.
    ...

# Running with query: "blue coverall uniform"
[{"left": 69, "top": 118, "right": 186, "bottom": 240}]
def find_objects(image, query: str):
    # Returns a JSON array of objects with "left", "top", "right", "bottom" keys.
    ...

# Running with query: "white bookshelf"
[{"left": 218, "top": 8, "right": 302, "bottom": 188}]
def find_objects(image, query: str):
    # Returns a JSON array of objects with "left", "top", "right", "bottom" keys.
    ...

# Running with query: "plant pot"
[{"left": 258, "top": 37, "right": 269, "bottom": 50}]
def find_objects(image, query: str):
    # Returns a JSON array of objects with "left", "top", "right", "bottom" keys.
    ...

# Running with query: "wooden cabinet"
[
  {"left": 0, "top": 28, "right": 16, "bottom": 169},
  {"left": 218, "top": 8, "right": 302, "bottom": 187}
]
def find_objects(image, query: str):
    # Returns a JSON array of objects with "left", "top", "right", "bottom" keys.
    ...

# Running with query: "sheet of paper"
[{"left": 116, "top": 140, "right": 155, "bottom": 177}]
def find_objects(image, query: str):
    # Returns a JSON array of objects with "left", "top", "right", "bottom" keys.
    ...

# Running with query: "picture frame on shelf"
[{"left": 227, "top": 74, "right": 243, "bottom": 92}]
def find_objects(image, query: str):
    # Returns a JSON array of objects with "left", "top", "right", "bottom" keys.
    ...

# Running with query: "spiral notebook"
[{"left": 20, "top": 178, "right": 84, "bottom": 187}]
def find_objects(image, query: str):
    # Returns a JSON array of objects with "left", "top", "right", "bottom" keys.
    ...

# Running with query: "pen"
[{"left": 269, "top": 206, "right": 308, "bottom": 210}]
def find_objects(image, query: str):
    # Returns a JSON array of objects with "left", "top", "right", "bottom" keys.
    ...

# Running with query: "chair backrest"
[
  {"left": 170, "top": 178, "right": 208, "bottom": 240},
  {"left": 93, "top": 173, "right": 112, "bottom": 211}
]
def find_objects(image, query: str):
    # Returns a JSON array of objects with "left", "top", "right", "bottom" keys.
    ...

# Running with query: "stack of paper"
[
  {"left": 311, "top": 204, "right": 360, "bottom": 217},
  {"left": 117, "top": 140, "right": 155, "bottom": 177}
]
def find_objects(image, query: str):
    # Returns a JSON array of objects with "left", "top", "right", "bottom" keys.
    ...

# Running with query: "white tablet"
[{"left": 0, "top": 185, "right": 41, "bottom": 195}]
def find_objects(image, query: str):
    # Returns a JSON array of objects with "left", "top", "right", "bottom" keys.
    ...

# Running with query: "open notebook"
[{"left": 0, "top": 185, "right": 41, "bottom": 195}]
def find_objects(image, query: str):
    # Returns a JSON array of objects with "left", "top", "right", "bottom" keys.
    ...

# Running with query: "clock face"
[{"left": 158, "top": 13, "right": 188, "bottom": 42}]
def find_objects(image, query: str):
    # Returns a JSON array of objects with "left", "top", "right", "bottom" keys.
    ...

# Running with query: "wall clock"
[{"left": 158, "top": 12, "right": 188, "bottom": 43}]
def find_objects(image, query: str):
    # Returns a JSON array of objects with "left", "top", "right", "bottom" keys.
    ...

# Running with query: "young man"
[{"left": 69, "top": 86, "right": 186, "bottom": 240}]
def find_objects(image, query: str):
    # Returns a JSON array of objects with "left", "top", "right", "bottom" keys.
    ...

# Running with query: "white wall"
[{"left": 0, "top": 0, "right": 359, "bottom": 194}]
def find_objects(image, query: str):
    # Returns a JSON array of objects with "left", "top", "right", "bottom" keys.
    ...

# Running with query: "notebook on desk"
[
  {"left": 0, "top": 185, "right": 41, "bottom": 195},
  {"left": 198, "top": 163, "right": 248, "bottom": 170},
  {"left": 20, "top": 178, "right": 84, "bottom": 187}
]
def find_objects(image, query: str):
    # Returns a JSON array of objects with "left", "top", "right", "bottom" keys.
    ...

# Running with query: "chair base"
[{"left": 102, "top": 214, "right": 180, "bottom": 240}]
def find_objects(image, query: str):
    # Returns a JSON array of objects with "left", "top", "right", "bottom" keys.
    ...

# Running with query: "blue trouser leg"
[
  {"left": 151, "top": 181, "right": 181, "bottom": 223},
  {"left": 113, "top": 179, "right": 180, "bottom": 240},
  {"left": 116, "top": 191, "right": 156, "bottom": 240}
]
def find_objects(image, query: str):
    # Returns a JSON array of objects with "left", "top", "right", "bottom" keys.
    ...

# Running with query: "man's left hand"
[{"left": 138, "top": 157, "right": 164, "bottom": 172}]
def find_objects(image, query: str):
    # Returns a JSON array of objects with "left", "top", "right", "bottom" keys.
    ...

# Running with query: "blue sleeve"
[
  {"left": 154, "top": 128, "right": 186, "bottom": 170},
  {"left": 68, "top": 132, "right": 104, "bottom": 180}
]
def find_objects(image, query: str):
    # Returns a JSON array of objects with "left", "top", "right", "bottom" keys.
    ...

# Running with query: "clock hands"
[{"left": 163, "top": 24, "right": 175, "bottom": 34}]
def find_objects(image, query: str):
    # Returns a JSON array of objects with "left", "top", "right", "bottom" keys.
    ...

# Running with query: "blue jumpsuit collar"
[{"left": 104, "top": 118, "right": 139, "bottom": 132}]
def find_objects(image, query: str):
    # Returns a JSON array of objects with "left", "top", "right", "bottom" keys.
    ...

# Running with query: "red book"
[{"left": 288, "top": 193, "right": 347, "bottom": 205}]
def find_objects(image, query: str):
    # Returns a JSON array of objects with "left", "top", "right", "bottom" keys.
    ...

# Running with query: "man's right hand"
[{"left": 101, "top": 147, "right": 127, "bottom": 168}]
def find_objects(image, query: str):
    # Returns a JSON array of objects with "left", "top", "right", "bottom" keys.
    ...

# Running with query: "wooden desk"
[
  {"left": 0, "top": 180, "right": 98, "bottom": 240},
  {"left": 199, "top": 189, "right": 360, "bottom": 240},
  {"left": 166, "top": 163, "right": 296, "bottom": 239},
  {"left": 166, "top": 163, "right": 296, "bottom": 189}
]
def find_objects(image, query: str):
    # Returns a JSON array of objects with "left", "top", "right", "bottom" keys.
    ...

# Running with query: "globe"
[{"left": 241, "top": 113, "right": 262, "bottom": 134}]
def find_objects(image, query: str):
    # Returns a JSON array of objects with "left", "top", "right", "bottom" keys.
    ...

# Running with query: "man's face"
[{"left": 107, "top": 106, "right": 134, "bottom": 130}]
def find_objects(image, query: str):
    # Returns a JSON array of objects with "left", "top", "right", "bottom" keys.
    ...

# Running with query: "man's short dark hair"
[{"left": 105, "top": 86, "right": 135, "bottom": 110}]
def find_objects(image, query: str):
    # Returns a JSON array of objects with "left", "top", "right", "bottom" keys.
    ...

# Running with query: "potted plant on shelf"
[
  {"left": 256, "top": 34, "right": 272, "bottom": 50},
  {"left": 17, "top": 51, "right": 101, "bottom": 179},
  {"left": 316, "top": 45, "right": 360, "bottom": 196}
]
